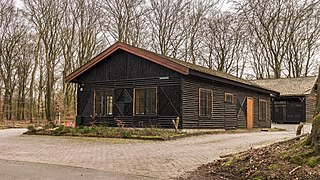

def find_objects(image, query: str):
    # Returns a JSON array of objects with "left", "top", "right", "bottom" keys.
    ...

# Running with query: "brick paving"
[{"left": 0, "top": 126, "right": 303, "bottom": 179}]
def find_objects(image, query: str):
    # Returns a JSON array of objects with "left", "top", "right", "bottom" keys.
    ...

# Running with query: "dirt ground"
[
  {"left": 179, "top": 135, "right": 320, "bottom": 180},
  {"left": 0, "top": 119, "right": 46, "bottom": 128}
]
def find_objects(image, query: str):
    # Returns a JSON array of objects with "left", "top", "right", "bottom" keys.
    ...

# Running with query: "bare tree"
[
  {"left": 60, "top": 0, "right": 102, "bottom": 118},
  {"left": 284, "top": 1, "right": 320, "bottom": 77},
  {"left": 148, "top": 0, "right": 190, "bottom": 57},
  {"left": 237, "top": 0, "right": 320, "bottom": 79},
  {"left": 100, "top": 0, "right": 148, "bottom": 47},
  {"left": 182, "top": 0, "right": 217, "bottom": 64},
  {"left": 201, "top": 12, "right": 247, "bottom": 76},
  {"left": 24, "top": 0, "right": 64, "bottom": 122},
  {"left": 0, "top": 0, "right": 26, "bottom": 120},
  {"left": 27, "top": 33, "right": 41, "bottom": 121},
  {"left": 16, "top": 36, "right": 33, "bottom": 120}
]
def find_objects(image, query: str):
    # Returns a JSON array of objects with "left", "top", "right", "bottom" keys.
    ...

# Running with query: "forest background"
[{"left": 0, "top": 0, "right": 319, "bottom": 122}]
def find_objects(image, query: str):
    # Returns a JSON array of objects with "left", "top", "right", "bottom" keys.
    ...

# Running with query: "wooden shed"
[
  {"left": 253, "top": 76, "right": 318, "bottom": 123},
  {"left": 65, "top": 42, "right": 278, "bottom": 129}
]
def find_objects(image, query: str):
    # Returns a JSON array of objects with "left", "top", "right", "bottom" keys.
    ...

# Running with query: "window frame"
[
  {"left": 259, "top": 99, "right": 267, "bottom": 121},
  {"left": 94, "top": 90, "right": 114, "bottom": 117},
  {"left": 133, "top": 87, "right": 158, "bottom": 116},
  {"left": 224, "top": 93, "right": 234, "bottom": 103},
  {"left": 199, "top": 88, "right": 213, "bottom": 117}
]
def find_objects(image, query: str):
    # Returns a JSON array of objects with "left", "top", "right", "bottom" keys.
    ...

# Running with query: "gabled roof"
[
  {"left": 65, "top": 42, "right": 278, "bottom": 95},
  {"left": 65, "top": 42, "right": 189, "bottom": 82},
  {"left": 252, "top": 76, "right": 318, "bottom": 96}
]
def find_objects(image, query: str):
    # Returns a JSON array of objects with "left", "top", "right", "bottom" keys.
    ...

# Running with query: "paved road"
[
  {"left": 0, "top": 124, "right": 308, "bottom": 179},
  {"left": 0, "top": 159, "right": 145, "bottom": 180}
]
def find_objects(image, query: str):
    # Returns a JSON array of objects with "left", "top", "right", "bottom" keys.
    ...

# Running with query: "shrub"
[
  {"left": 122, "top": 130, "right": 130, "bottom": 138},
  {"left": 44, "top": 123, "right": 56, "bottom": 129},
  {"left": 83, "top": 126, "right": 91, "bottom": 134},
  {"left": 27, "top": 125, "right": 36, "bottom": 132}
]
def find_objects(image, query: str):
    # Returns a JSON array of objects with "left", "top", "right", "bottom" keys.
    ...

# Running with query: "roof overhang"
[
  {"left": 190, "top": 70, "right": 280, "bottom": 96},
  {"left": 65, "top": 42, "right": 190, "bottom": 83}
]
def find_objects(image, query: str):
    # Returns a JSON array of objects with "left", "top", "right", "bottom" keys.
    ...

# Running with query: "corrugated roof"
[{"left": 252, "top": 76, "right": 318, "bottom": 96}]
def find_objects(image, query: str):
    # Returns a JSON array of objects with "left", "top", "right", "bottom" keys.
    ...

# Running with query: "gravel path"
[{"left": 0, "top": 125, "right": 305, "bottom": 179}]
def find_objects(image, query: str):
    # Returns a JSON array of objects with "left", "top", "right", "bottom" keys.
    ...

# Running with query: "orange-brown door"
[{"left": 247, "top": 97, "right": 254, "bottom": 130}]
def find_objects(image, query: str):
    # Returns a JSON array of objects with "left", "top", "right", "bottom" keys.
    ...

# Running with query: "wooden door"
[{"left": 247, "top": 97, "right": 254, "bottom": 129}]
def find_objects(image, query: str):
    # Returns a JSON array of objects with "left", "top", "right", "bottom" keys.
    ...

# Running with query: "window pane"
[
  {"left": 95, "top": 92, "right": 103, "bottom": 116},
  {"left": 151, "top": 94, "right": 156, "bottom": 114},
  {"left": 225, "top": 94, "right": 233, "bottom": 103},
  {"left": 135, "top": 88, "right": 156, "bottom": 115},
  {"left": 95, "top": 91, "right": 114, "bottom": 116},
  {"left": 259, "top": 101, "right": 267, "bottom": 121},
  {"left": 199, "top": 89, "right": 212, "bottom": 116},
  {"left": 207, "top": 92, "right": 212, "bottom": 115},
  {"left": 106, "top": 95, "right": 113, "bottom": 115}
]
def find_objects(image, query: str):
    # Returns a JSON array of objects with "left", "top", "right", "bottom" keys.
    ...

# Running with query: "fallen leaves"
[{"left": 179, "top": 137, "right": 320, "bottom": 180}]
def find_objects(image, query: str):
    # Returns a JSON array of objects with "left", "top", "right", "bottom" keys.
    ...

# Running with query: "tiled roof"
[{"left": 252, "top": 76, "right": 317, "bottom": 96}]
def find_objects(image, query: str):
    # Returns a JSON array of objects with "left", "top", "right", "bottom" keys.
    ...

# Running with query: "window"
[
  {"left": 225, "top": 93, "right": 234, "bottom": 103},
  {"left": 135, "top": 88, "right": 157, "bottom": 115},
  {"left": 199, "top": 89, "right": 212, "bottom": 117},
  {"left": 259, "top": 100, "right": 267, "bottom": 121},
  {"left": 95, "top": 90, "right": 113, "bottom": 116}
]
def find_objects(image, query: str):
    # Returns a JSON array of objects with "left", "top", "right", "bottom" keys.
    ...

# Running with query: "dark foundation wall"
[{"left": 181, "top": 76, "right": 271, "bottom": 129}]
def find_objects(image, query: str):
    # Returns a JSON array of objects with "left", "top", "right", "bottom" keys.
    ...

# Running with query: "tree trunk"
[
  {"left": 306, "top": 66, "right": 320, "bottom": 151},
  {"left": 29, "top": 38, "right": 40, "bottom": 123},
  {"left": 306, "top": 114, "right": 320, "bottom": 151},
  {"left": 315, "top": 66, "right": 320, "bottom": 115},
  {"left": 45, "top": 68, "right": 54, "bottom": 123}
]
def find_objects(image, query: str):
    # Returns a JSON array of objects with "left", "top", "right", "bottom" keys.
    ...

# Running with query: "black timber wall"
[
  {"left": 75, "top": 49, "right": 182, "bottom": 128},
  {"left": 75, "top": 49, "right": 181, "bottom": 82},
  {"left": 272, "top": 96, "right": 306, "bottom": 123},
  {"left": 181, "top": 76, "right": 271, "bottom": 129}
]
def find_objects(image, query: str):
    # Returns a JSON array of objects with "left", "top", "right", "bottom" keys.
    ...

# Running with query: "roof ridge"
[
  {"left": 252, "top": 76, "right": 317, "bottom": 96},
  {"left": 252, "top": 76, "right": 317, "bottom": 81}
]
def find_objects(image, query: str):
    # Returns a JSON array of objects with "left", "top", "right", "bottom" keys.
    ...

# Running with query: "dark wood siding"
[
  {"left": 272, "top": 97, "right": 306, "bottom": 123},
  {"left": 75, "top": 49, "right": 180, "bottom": 83},
  {"left": 181, "top": 75, "right": 271, "bottom": 129},
  {"left": 75, "top": 50, "right": 182, "bottom": 128}
]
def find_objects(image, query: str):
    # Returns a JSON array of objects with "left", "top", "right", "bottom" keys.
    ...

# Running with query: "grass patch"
[
  {"left": 281, "top": 139, "right": 320, "bottom": 168},
  {"left": 268, "top": 163, "right": 279, "bottom": 170},
  {"left": 306, "top": 157, "right": 319, "bottom": 168},
  {"left": 24, "top": 125, "right": 193, "bottom": 140},
  {"left": 222, "top": 159, "right": 233, "bottom": 167}
]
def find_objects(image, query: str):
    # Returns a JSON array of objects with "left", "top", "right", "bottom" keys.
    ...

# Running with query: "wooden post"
[{"left": 58, "top": 112, "right": 61, "bottom": 125}]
